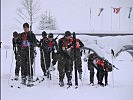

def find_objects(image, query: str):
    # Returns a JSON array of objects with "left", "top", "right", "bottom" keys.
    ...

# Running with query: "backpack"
[{"left": 107, "top": 63, "right": 113, "bottom": 72}]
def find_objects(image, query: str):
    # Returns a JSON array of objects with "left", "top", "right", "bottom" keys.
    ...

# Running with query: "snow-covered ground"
[{"left": 1, "top": 35, "right": 133, "bottom": 100}]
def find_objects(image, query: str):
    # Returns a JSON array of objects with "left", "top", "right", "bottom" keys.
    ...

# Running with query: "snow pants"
[
  {"left": 20, "top": 47, "right": 34, "bottom": 79},
  {"left": 40, "top": 50, "right": 57, "bottom": 75},
  {"left": 57, "top": 53, "right": 72, "bottom": 82},
  {"left": 14, "top": 52, "right": 21, "bottom": 76}
]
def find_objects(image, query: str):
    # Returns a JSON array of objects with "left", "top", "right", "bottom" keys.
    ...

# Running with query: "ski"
[
  {"left": 10, "top": 76, "right": 45, "bottom": 88},
  {"left": 10, "top": 79, "right": 27, "bottom": 89}
]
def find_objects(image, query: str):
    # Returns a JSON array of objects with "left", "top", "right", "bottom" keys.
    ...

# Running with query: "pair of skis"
[{"left": 10, "top": 76, "right": 45, "bottom": 89}]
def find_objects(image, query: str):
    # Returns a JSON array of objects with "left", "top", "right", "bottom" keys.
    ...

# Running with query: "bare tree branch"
[
  {"left": 17, "top": 8, "right": 29, "bottom": 20},
  {"left": 14, "top": 18, "right": 23, "bottom": 25},
  {"left": 15, "top": 0, "right": 40, "bottom": 28},
  {"left": 17, "top": 12, "right": 27, "bottom": 22}
]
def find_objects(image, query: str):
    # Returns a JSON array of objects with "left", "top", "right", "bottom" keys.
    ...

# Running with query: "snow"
[
  {"left": 1, "top": 36, "right": 133, "bottom": 100},
  {"left": 1, "top": 0, "right": 133, "bottom": 100}
]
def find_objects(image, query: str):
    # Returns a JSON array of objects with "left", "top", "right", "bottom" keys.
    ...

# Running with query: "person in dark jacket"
[
  {"left": 12, "top": 31, "right": 21, "bottom": 80},
  {"left": 57, "top": 31, "right": 73, "bottom": 87},
  {"left": 46, "top": 33, "right": 58, "bottom": 79},
  {"left": 19, "top": 23, "right": 38, "bottom": 85},
  {"left": 87, "top": 53, "right": 97, "bottom": 85},
  {"left": 39, "top": 31, "right": 49, "bottom": 76}
]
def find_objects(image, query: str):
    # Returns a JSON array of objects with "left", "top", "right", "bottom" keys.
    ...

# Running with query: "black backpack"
[{"left": 107, "top": 63, "right": 113, "bottom": 72}]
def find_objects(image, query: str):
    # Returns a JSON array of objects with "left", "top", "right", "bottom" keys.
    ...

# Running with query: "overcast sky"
[{"left": 1, "top": 0, "right": 133, "bottom": 43}]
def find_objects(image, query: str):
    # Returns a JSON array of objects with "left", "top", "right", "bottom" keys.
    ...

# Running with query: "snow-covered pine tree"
[{"left": 39, "top": 11, "right": 57, "bottom": 30}]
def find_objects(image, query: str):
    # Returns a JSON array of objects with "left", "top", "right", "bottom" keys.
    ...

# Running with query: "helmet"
[
  {"left": 65, "top": 31, "right": 71, "bottom": 37},
  {"left": 13, "top": 31, "right": 18, "bottom": 38},
  {"left": 42, "top": 31, "right": 47, "bottom": 37},
  {"left": 48, "top": 33, "right": 53, "bottom": 38}
]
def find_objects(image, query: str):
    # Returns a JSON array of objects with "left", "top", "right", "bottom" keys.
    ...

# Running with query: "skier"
[
  {"left": 69, "top": 36, "right": 84, "bottom": 79},
  {"left": 19, "top": 23, "right": 38, "bottom": 85},
  {"left": 12, "top": 31, "right": 21, "bottom": 80},
  {"left": 39, "top": 31, "right": 49, "bottom": 76},
  {"left": 57, "top": 31, "right": 73, "bottom": 87},
  {"left": 96, "top": 57, "right": 105, "bottom": 86},
  {"left": 46, "top": 33, "right": 58, "bottom": 78},
  {"left": 88, "top": 53, "right": 97, "bottom": 85}
]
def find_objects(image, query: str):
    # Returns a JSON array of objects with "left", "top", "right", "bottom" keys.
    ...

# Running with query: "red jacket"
[{"left": 96, "top": 59, "right": 104, "bottom": 69}]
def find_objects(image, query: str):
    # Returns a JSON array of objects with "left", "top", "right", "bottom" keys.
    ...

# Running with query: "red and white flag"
[{"left": 113, "top": 7, "right": 121, "bottom": 14}]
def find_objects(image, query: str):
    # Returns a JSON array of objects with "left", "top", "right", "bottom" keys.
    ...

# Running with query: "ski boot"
[
  {"left": 27, "top": 76, "right": 34, "bottom": 87},
  {"left": 28, "top": 76, "right": 33, "bottom": 82},
  {"left": 67, "top": 80, "right": 72, "bottom": 86},
  {"left": 21, "top": 77, "right": 26, "bottom": 85},
  {"left": 59, "top": 80, "right": 64, "bottom": 87},
  {"left": 44, "top": 72, "right": 47, "bottom": 76},
  {"left": 99, "top": 82, "right": 104, "bottom": 87},
  {"left": 89, "top": 82, "right": 94, "bottom": 86},
  {"left": 105, "top": 83, "right": 108, "bottom": 86}
]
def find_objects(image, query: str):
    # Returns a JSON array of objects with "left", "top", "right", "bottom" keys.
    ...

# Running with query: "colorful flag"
[
  {"left": 128, "top": 7, "right": 132, "bottom": 19},
  {"left": 113, "top": 7, "right": 121, "bottom": 14},
  {"left": 98, "top": 8, "right": 104, "bottom": 16}
]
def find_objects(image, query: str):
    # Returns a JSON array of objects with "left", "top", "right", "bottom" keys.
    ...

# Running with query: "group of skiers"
[{"left": 12, "top": 22, "right": 113, "bottom": 87}]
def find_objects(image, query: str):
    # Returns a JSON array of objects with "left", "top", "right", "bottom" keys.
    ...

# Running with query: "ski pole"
[
  {"left": 113, "top": 65, "right": 119, "bottom": 70},
  {"left": 111, "top": 54, "right": 115, "bottom": 88},
  {"left": 8, "top": 50, "right": 15, "bottom": 87},
  {"left": 73, "top": 32, "right": 78, "bottom": 88},
  {"left": 42, "top": 50, "right": 47, "bottom": 76}
]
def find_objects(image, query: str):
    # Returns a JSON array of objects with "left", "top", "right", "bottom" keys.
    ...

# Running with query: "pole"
[
  {"left": 111, "top": 49, "right": 115, "bottom": 88},
  {"left": 111, "top": 7, "right": 113, "bottom": 32},
  {"left": 90, "top": 7, "right": 92, "bottom": 31},
  {"left": 73, "top": 32, "right": 78, "bottom": 87},
  {"left": 101, "top": 9, "right": 103, "bottom": 31},
  {"left": 42, "top": 50, "right": 47, "bottom": 75},
  {"left": 119, "top": 11, "right": 120, "bottom": 31}
]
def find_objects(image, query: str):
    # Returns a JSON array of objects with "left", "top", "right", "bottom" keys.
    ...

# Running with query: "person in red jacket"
[
  {"left": 69, "top": 37, "right": 84, "bottom": 80},
  {"left": 96, "top": 57, "right": 105, "bottom": 86},
  {"left": 57, "top": 31, "right": 73, "bottom": 87}
]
